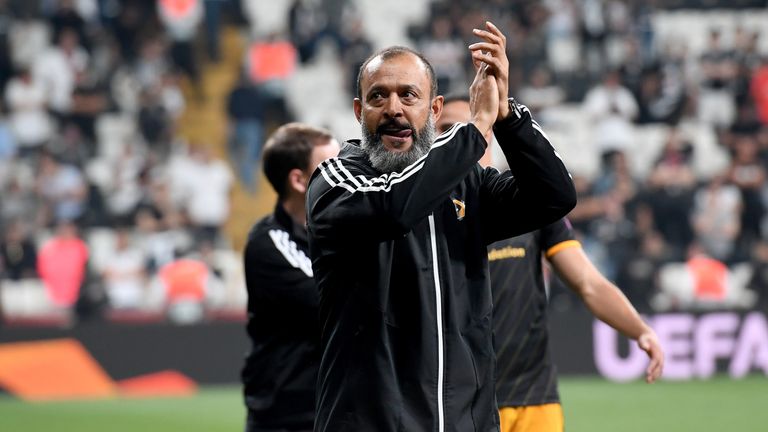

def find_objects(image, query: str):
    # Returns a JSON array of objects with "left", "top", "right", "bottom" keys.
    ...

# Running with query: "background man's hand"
[{"left": 638, "top": 330, "right": 664, "bottom": 383}]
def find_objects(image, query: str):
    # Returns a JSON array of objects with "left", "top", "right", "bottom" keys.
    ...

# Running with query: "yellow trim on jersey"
[
  {"left": 544, "top": 240, "right": 580, "bottom": 258},
  {"left": 499, "top": 404, "right": 564, "bottom": 432}
]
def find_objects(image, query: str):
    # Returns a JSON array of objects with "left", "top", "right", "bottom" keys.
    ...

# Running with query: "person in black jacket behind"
[
  {"left": 242, "top": 123, "right": 340, "bottom": 432},
  {"left": 306, "top": 22, "right": 577, "bottom": 432}
]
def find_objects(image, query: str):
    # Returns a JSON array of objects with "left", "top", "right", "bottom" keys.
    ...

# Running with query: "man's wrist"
[
  {"left": 499, "top": 99, "right": 511, "bottom": 120},
  {"left": 494, "top": 98, "right": 523, "bottom": 128},
  {"left": 497, "top": 98, "right": 520, "bottom": 122}
]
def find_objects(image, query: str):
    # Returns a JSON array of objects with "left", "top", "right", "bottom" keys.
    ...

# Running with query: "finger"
[
  {"left": 471, "top": 52, "right": 503, "bottom": 76},
  {"left": 468, "top": 42, "right": 503, "bottom": 57},
  {"left": 472, "top": 28, "right": 503, "bottom": 47},
  {"left": 646, "top": 349, "right": 664, "bottom": 383},
  {"left": 647, "top": 364, "right": 662, "bottom": 383},
  {"left": 485, "top": 21, "right": 507, "bottom": 47},
  {"left": 471, "top": 57, "right": 487, "bottom": 77},
  {"left": 645, "top": 358, "right": 659, "bottom": 383}
]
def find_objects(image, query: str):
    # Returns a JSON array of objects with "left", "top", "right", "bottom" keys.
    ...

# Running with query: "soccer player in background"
[
  {"left": 306, "top": 22, "right": 576, "bottom": 432},
  {"left": 437, "top": 95, "right": 665, "bottom": 432},
  {"left": 241, "top": 123, "right": 339, "bottom": 432}
]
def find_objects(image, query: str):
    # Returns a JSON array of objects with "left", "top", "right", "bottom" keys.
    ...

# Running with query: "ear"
[
  {"left": 431, "top": 95, "right": 444, "bottom": 123},
  {"left": 353, "top": 98, "right": 362, "bottom": 123},
  {"left": 287, "top": 168, "right": 308, "bottom": 195}
]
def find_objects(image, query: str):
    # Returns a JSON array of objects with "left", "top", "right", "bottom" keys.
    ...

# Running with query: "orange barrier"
[
  {"left": 117, "top": 370, "right": 198, "bottom": 398},
  {"left": 0, "top": 338, "right": 116, "bottom": 401}
]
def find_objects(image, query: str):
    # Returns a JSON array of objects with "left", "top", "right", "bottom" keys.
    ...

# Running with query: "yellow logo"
[
  {"left": 488, "top": 246, "right": 526, "bottom": 261},
  {"left": 452, "top": 199, "right": 466, "bottom": 220}
]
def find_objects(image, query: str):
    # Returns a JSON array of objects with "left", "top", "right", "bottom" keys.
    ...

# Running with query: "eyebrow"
[{"left": 366, "top": 84, "right": 423, "bottom": 98}]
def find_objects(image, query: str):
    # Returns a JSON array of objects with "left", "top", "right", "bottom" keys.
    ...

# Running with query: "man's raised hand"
[{"left": 469, "top": 21, "right": 510, "bottom": 120}]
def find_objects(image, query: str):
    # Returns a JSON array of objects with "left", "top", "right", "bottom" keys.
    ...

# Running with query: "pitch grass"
[
  {"left": 0, "top": 376, "right": 765, "bottom": 432},
  {"left": 561, "top": 375, "right": 767, "bottom": 432}
]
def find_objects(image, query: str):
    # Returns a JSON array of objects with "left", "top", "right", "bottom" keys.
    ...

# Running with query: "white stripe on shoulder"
[
  {"left": 321, "top": 123, "right": 470, "bottom": 194},
  {"left": 319, "top": 160, "right": 356, "bottom": 193},
  {"left": 268, "top": 229, "right": 313, "bottom": 277},
  {"left": 335, "top": 158, "right": 362, "bottom": 188},
  {"left": 432, "top": 122, "right": 466, "bottom": 148}
]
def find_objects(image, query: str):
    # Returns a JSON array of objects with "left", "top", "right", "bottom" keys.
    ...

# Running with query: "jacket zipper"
[{"left": 428, "top": 213, "right": 445, "bottom": 432}]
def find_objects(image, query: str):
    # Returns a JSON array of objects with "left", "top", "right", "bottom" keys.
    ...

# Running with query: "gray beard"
[{"left": 360, "top": 116, "right": 435, "bottom": 173}]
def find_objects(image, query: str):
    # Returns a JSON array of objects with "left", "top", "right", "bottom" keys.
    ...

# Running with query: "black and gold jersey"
[{"left": 490, "top": 218, "right": 578, "bottom": 407}]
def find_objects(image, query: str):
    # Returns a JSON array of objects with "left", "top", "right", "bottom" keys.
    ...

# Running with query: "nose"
[{"left": 383, "top": 93, "right": 404, "bottom": 118}]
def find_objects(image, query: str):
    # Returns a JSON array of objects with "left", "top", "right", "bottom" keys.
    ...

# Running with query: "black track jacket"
[
  {"left": 306, "top": 101, "right": 576, "bottom": 432},
  {"left": 242, "top": 203, "right": 319, "bottom": 430}
]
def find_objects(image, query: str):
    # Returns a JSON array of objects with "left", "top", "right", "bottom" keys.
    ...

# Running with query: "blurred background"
[{"left": 0, "top": 0, "right": 766, "bottom": 431}]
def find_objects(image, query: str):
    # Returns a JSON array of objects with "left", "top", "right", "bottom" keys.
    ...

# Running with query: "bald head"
[{"left": 356, "top": 46, "right": 438, "bottom": 100}]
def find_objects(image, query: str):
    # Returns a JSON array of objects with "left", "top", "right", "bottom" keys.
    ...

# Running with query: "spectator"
[
  {"left": 751, "top": 55, "right": 768, "bottom": 125},
  {"left": 418, "top": 15, "right": 465, "bottom": 94},
  {"left": 103, "top": 142, "right": 146, "bottom": 226},
  {"left": 138, "top": 88, "right": 174, "bottom": 156},
  {"left": 49, "top": 0, "right": 89, "bottom": 51},
  {"left": 338, "top": 16, "right": 372, "bottom": 97},
  {"left": 518, "top": 65, "right": 565, "bottom": 122},
  {"left": 635, "top": 60, "right": 687, "bottom": 125},
  {"left": 203, "top": 0, "right": 224, "bottom": 62},
  {"left": 181, "top": 145, "right": 233, "bottom": 245},
  {"left": 4, "top": 68, "right": 53, "bottom": 158},
  {"left": 226, "top": 72, "right": 264, "bottom": 193},
  {"left": 544, "top": 0, "right": 581, "bottom": 74},
  {"left": 32, "top": 27, "right": 88, "bottom": 115},
  {"left": 580, "top": 0, "right": 608, "bottom": 73},
  {"left": 725, "top": 133, "right": 766, "bottom": 256},
  {"left": 747, "top": 240, "right": 768, "bottom": 307},
  {"left": 245, "top": 33, "right": 297, "bottom": 124},
  {"left": 101, "top": 228, "right": 147, "bottom": 310},
  {"left": 158, "top": 0, "right": 203, "bottom": 93},
  {"left": 36, "top": 152, "right": 88, "bottom": 225},
  {"left": 642, "top": 129, "right": 697, "bottom": 256},
  {"left": 0, "top": 220, "right": 37, "bottom": 281},
  {"left": 288, "top": 0, "right": 328, "bottom": 63},
  {"left": 0, "top": 166, "right": 39, "bottom": 228},
  {"left": 36, "top": 220, "right": 89, "bottom": 309},
  {"left": 0, "top": 109, "right": 17, "bottom": 167},
  {"left": 134, "top": 207, "right": 181, "bottom": 274},
  {"left": 616, "top": 226, "right": 671, "bottom": 312},
  {"left": 583, "top": 69, "right": 639, "bottom": 153},
  {"left": 692, "top": 175, "right": 742, "bottom": 262},
  {"left": 134, "top": 37, "right": 171, "bottom": 92},
  {"left": 697, "top": 29, "right": 738, "bottom": 128},
  {"left": 158, "top": 255, "right": 210, "bottom": 324}
]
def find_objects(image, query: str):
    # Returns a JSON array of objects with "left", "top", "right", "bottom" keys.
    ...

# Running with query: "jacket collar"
[{"left": 274, "top": 202, "right": 308, "bottom": 244}]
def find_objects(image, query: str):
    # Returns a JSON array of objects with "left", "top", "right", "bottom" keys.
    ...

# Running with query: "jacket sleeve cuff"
[{"left": 493, "top": 98, "right": 526, "bottom": 132}]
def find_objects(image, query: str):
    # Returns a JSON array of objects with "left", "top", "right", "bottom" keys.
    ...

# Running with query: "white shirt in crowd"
[
  {"left": 4, "top": 75, "right": 53, "bottom": 147},
  {"left": 32, "top": 45, "right": 89, "bottom": 113}
]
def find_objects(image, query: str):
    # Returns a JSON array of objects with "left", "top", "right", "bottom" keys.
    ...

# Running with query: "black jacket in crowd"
[
  {"left": 306, "top": 100, "right": 577, "bottom": 432},
  {"left": 242, "top": 203, "right": 319, "bottom": 431}
]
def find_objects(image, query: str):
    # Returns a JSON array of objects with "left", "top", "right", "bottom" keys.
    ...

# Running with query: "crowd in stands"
[
  {"left": 1, "top": 0, "right": 768, "bottom": 325},
  {"left": 0, "top": 0, "right": 247, "bottom": 325}
]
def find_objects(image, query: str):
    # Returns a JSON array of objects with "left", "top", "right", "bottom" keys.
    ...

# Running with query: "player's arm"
[{"left": 548, "top": 246, "right": 664, "bottom": 383}]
